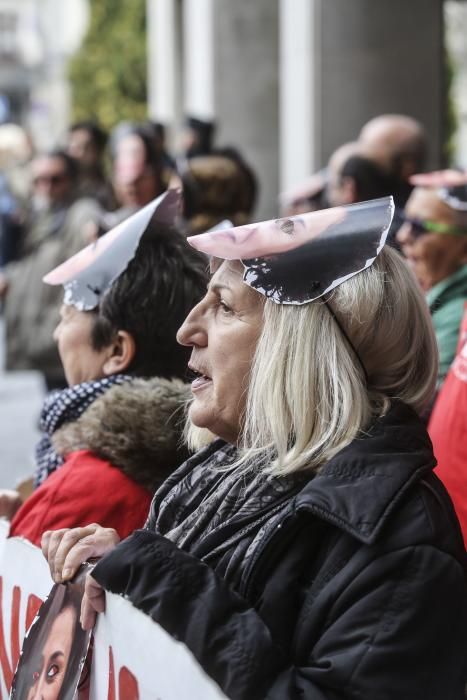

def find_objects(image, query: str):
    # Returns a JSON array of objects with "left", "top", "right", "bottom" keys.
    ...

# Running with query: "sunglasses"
[
  {"left": 401, "top": 215, "right": 467, "bottom": 238},
  {"left": 33, "top": 173, "right": 68, "bottom": 186}
]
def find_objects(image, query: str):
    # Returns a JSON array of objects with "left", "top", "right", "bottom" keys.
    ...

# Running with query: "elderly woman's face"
[
  {"left": 397, "top": 188, "right": 467, "bottom": 291},
  {"left": 177, "top": 261, "right": 262, "bottom": 444},
  {"left": 53, "top": 305, "right": 112, "bottom": 386}
]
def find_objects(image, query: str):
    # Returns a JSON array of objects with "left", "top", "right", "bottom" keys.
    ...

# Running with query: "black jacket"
[{"left": 93, "top": 403, "right": 467, "bottom": 699}]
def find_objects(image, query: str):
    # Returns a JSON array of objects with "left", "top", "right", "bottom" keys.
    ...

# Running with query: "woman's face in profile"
[
  {"left": 27, "top": 606, "right": 76, "bottom": 700},
  {"left": 177, "top": 260, "right": 262, "bottom": 444},
  {"left": 53, "top": 304, "right": 111, "bottom": 386}
]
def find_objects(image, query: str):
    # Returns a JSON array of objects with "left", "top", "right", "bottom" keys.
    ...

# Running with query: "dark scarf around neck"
[{"left": 34, "top": 374, "right": 132, "bottom": 489}]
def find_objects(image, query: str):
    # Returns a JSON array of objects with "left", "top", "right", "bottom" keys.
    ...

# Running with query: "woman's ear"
[{"left": 102, "top": 331, "right": 136, "bottom": 376}]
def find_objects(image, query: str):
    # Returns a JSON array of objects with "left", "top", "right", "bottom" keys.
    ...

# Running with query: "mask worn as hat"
[
  {"left": 187, "top": 196, "right": 394, "bottom": 305},
  {"left": 43, "top": 189, "right": 181, "bottom": 310}
]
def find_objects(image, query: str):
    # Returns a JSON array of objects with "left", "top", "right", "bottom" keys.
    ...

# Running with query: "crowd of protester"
[
  {"left": 0, "top": 116, "right": 255, "bottom": 390},
  {"left": 0, "top": 111, "right": 466, "bottom": 698}
]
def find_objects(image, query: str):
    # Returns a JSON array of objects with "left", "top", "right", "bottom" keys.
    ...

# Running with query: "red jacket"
[
  {"left": 429, "top": 305, "right": 467, "bottom": 546},
  {"left": 9, "top": 377, "right": 191, "bottom": 547},
  {"left": 10, "top": 450, "right": 153, "bottom": 546}
]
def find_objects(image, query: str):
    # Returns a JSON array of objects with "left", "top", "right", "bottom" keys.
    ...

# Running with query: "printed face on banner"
[
  {"left": 10, "top": 570, "right": 92, "bottom": 700},
  {"left": 2, "top": 528, "right": 227, "bottom": 700},
  {"left": 25, "top": 607, "right": 76, "bottom": 699}
]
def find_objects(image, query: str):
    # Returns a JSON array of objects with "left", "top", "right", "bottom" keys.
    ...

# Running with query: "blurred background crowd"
[{"left": 0, "top": 0, "right": 466, "bottom": 493}]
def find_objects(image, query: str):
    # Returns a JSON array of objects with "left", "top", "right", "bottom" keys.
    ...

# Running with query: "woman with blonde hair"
[{"left": 44, "top": 197, "right": 466, "bottom": 700}]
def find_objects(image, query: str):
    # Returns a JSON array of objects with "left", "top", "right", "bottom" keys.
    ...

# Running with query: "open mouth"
[{"left": 188, "top": 366, "right": 212, "bottom": 391}]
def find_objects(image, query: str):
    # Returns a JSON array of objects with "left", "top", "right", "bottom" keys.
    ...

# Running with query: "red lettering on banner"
[
  {"left": 0, "top": 576, "right": 13, "bottom": 690},
  {"left": 10, "top": 586, "right": 20, "bottom": 676},
  {"left": 119, "top": 666, "right": 140, "bottom": 699},
  {"left": 0, "top": 577, "right": 45, "bottom": 693},
  {"left": 25, "top": 594, "right": 43, "bottom": 631},
  {"left": 106, "top": 646, "right": 140, "bottom": 700},
  {"left": 108, "top": 646, "right": 116, "bottom": 700}
]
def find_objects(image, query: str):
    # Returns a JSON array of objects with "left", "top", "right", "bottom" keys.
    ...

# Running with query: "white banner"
[
  {"left": 0, "top": 522, "right": 227, "bottom": 700},
  {"left": 0, "top": 520, "right": 51, "bottom": 698}
]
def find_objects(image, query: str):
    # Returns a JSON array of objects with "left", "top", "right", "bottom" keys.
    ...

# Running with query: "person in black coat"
[{"left": 43, "top": 199, "right": 467, "bottom": 700}]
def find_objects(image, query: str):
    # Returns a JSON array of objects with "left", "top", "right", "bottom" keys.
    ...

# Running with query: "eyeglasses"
[
  {"left": 401, "top": 214, "right": 467, "bottom": 238},
  {"left": 33, "top": 173, "right": 68, "bottom": 186}
]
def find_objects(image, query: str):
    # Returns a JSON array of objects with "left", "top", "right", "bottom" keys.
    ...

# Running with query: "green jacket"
[{"left": 427, "top": 265, "right": 467, "bottom": 385}]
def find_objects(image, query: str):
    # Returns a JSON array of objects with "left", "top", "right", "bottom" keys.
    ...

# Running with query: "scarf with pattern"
[
  {"left": 147, "top": 440, "right": 306, "bottom": 586},
  {"left": 34, "top": 374, "right": 132, "bottom": 489}
]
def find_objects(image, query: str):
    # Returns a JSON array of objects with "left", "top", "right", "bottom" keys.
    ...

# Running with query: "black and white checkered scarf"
[{"left": 34, "top": 374, "right": 132, "bottom": 489}]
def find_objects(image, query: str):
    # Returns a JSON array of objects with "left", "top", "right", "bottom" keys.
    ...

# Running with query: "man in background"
[
  {"left": 397, "top": 180, "right": 467, "bottom": 385},
  {"left": 66, "top": 120, "right": 114, "bottom": 209},
  {"left": 325, "top": 141, "right": 395, "bottom": 208},
  {"left": 0, "top": 150, "right": 100, "bottom": 389},
  {"left": 359, "top": 114, "right": 427, "bottom": 208}
]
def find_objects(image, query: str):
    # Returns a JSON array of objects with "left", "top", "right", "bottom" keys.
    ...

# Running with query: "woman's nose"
[
  {"left": 29, "top": 680, "right": 43, "bottom": 699},
  {"left": 177, "top": 303, "right": 207, "bottom": 347}
]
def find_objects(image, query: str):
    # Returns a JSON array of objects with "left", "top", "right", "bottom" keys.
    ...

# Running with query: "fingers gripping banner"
[{"left": 0, "top": 523, "right": 227, "bottom": 700}]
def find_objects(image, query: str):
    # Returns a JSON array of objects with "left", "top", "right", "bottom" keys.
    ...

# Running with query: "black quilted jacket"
[{"left": 93, "top": 402, "right": 467, "bottom": 700}]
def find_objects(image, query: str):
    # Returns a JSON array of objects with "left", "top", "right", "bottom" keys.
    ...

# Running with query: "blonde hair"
[{"left": 188, "top": 246, "right": 438, "bottom": 475}]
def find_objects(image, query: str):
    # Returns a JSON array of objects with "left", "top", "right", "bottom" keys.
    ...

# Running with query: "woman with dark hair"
[
  {"left": 45, "top": 198, "right": 466, "bottom": 699},
  {"left": 6, "top": 191, "right": 207, "bottom": 545},
  {"left": 11, "top": 582, "right": 89, "bottom": 700}
]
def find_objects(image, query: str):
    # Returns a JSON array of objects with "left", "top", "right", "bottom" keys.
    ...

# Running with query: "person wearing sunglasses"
[{"left": 396, "top": 181, "right": 467, "bottom": 385}]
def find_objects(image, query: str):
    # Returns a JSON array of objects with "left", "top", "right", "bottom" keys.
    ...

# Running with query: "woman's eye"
[
  {"left": 46, "top": 663, "right": 60, "bottom": 680},
  {"left": 219, "top": 300, "right": 233, "bottom": 314}
]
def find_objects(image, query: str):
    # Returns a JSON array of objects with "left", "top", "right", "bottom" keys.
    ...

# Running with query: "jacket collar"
[
  {"left": 427, "top": 264, "right": 467, "bottom": 311},
  {"left": 294, "top": 402, "right": 436, "bottom": 544}
]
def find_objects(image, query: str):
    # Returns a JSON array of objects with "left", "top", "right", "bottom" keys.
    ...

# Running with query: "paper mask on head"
[
  {"left": 410, "top": 170, "right": 467, "bottom": 213},
  {"left": 188, "top": 196, "right": 394, "bottom": 304},
  {"left": 439, "top": 183, "right": 467, "bottom": 213},
  {"left": 43, "top": 189, "right": 181, "bottom": 310}
]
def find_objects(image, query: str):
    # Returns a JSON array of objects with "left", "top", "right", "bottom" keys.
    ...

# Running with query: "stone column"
[
  {"left": 279, "top": 0, "right": 319, "bottom": 192},
  {"left": 182, "top": 0, "right": 215, "bottom": 121},
  {"left": 147, "top": 0, "right": 182, "bottom": 137},
  {"left": 316, "top": 0, "right": 444, "bottom": 168},
  {"left": 150, "top": 0, "right": 445, "bottom": 213},
  {"left": 213, "top": 0, "right": 280, "bottom": 219}
]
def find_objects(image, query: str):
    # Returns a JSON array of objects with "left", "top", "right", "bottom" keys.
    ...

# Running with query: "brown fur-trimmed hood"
[{"left": 52, "top": 377, "right": 190, "bottom": 493}]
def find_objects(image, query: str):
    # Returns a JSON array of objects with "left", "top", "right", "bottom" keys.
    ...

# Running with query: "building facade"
[{"left": 0, "top": 0, "right": 89, "bottom": 149}]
